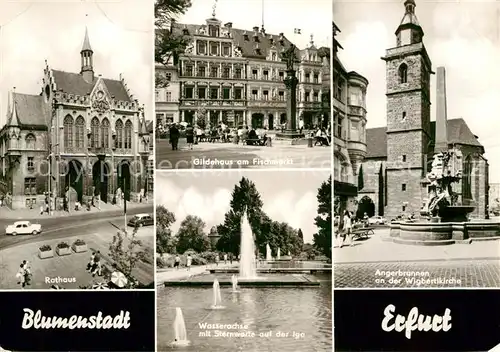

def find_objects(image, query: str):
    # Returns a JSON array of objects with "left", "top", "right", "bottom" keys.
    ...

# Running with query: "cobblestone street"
[
  {"left": 334, "top": 228, "right": 500, "bottom": 288},
  {"left": 334, "top": 259, "right": 500, "bottom": 288}
]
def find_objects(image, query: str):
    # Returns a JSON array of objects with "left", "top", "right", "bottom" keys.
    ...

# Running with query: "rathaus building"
[
  {"left": 155, "top": 15, "right": 330, "bottom": 130},
  {"left": 0, "top": 28, "right": 152, "bottom": 209}
]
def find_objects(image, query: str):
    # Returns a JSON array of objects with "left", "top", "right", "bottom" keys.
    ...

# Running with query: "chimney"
[
  {"left": 253, "top": 26, "right": 259, "bottom": 33},
  {"left": 435, "top": 66, "right": 448, "bottom": 153},
  {"left": 224, "top": 22, "right": 232, "bottom": 28}
]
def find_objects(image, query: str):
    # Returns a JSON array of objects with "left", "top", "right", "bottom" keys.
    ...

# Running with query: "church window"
[
  {"left": 402, "top": 184, "right": 406, "bottom": 191},
  {"left": 402, "top": 111, "right": 406, "bottom": 120},
  {"left": 75, "top": 116, "right": 85, "bottom": 148},
  {"left": 463, "top": 155, "right": 473, "bottom": 199},
  {"left": 25, "top": 134, "right": 36, "bottom": 150},
  {"left": 91, "top": 117, "right": 100, "bottom": 148},
  {"left": 399, "top": 64, "right": 408, "bottom": 84},
  {"left": 115, "top": 120, "right": 123, "bottom": 149},
  {"left": 63, "top": 115, "right": 74, "bottom": 148},
  {"left": 101, "top": 118, "right": 110, "bottom": 149},
  {"left": 124, "top": 120, "right": 133, "bottom": 150},
  {"left": 402, "top": 155, "right": 406, "bottom": 162}
]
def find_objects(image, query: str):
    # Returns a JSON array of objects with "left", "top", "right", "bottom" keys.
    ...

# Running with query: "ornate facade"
[
  {"left": 333, "top": 21, "right": 369, "bottom": 216},
  {"left": 0, "top": 28, "right": 152, "bottom": 209},
  {"left": 157, "top": 17, "right": 329, "bottom": 129}
]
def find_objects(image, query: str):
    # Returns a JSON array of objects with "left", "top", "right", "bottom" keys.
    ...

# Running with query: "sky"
[
  {"left": 156, "top": 170, "right": 331, "bottom": 244},
  {"left": 173, "top": 0, "right": 332, "bottom": 50},
  {"left": 0, "top": 0, "right": 153, "bottom": 125},
  {"left": 334, "top": 0, "right": 500, "bottom": 182}
]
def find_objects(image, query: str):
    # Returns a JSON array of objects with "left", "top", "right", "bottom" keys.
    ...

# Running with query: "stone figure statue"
[{"left": 281, "top": 44, "right": 299, "bottom": 71}]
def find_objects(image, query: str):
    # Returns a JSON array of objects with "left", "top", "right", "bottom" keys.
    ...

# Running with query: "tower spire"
[
  {"left": 212, "top": 0, "right": 218, "bottom": 18},
  {"left": 395, "top": 0, "right": 423, "bottom": 46},
  {"left": 80, "top": 23, "right": 94, "bottom": 83}
]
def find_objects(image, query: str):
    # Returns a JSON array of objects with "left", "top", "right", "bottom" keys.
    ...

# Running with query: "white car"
[
  {"left": 5, "top": 221, "right": 42, "bottom": 236},
  {"left": 368, "top": 216, "right": 386, "bottom": 225}
]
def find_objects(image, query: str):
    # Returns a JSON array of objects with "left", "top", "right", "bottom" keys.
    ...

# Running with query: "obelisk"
[{"left": 435, "top": 67, "right": 448, "bottom": 153}]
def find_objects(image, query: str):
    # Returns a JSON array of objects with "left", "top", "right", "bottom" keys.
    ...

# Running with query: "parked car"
[
  {"left": 368, "top": 216, "right": 386, "bottom": 225},
  {"left": 128, "top": 213, "right": 154, "bottom": 227},
  {"left": 6, "top": 221, "right": 42, "bottom": 235}
]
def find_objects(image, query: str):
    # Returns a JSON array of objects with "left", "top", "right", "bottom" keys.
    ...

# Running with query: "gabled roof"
[
  {"left": 51, "top": 70, "right": 131, "bottom": 102},
  {"left": 365, "top": 118, "right": 483, "bottom": 159},
  {"left": 172, "top": 23, "right": 300, "bottom": 60},
  {"left": 7, "top": 93, "right": 49, "bottom": 128}
]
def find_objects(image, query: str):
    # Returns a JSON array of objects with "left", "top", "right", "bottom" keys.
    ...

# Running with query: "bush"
[
  {"left": 73, "top": 239, "right": 86, "bottom": 246},
  {"left": 199, "top": 251, "right": 219, "bottom": 263},
  {"left": 39, "top": 244, "right": 52, "bottom": 252},
  {"left": 156, "top": 256, "right": 167, "bottom": 269},
  {"left": 57, "top": 242, "right": 70, "bottom": 249},
  {"left": 160, "top": 252, "right": 207, "bottom": 267}
]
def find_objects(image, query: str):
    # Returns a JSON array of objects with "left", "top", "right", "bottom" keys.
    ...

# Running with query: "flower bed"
[
  {"left": 56, "top": 242, "right": 72, "bottom": 256},
  {"left": 39, "top": 245, "right": 54, "bottom": 259},
  {"left": 72, "top": 239, "right": 88, "bottom": 253}
]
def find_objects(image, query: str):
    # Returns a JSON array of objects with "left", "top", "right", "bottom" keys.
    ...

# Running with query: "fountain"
[
  {"left": 277, "top": 248, "right": 281, "bottom": 260},
  {"left": 389, "top": 67, "right": 500, "bottom": 245},
  {"left": 172, "top": 307, "right": 190, "bottom": 346},
  {"left": 231, "top": 274, "right": 239, "bottom": 292},
  {"left": 210, "top": 279, "right": 225, "bottom": 309},
  {"left": 239, "top": 211, "right": 257, "bottom": 279},
  {"left": 266, "top": 244, "right": 272, "bottom": 261}
]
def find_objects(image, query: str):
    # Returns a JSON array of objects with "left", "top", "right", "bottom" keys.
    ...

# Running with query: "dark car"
[{"left": 128, "top": 213, "right": 154, "bottom": 227}]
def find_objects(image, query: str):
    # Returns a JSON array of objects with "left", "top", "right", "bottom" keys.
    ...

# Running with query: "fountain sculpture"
[
  {"left": 172, "top": 307, "right": 190, "bottom": 346},
  {"left": 389, "top": 67, "right": 500, "bottom": 245},
  {"left": 239, "top": 211, "right": 257, "bottom": 279},
  {"left": 266, "top": 244, "right": 272, "bottom": 261},
  {"left": 211, "top": 279, "right": 225, "bottom": 309}
]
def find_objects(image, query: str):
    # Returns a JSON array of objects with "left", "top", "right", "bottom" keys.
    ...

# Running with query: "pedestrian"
[
  {"left": 186, "top": 254, "right": 192, "bottom": 271},
  {"left": 16, "top": 264, "right": 25, "bottom": 288},
  {"left": 185, "top": 124, "right": 194, "bottom": 150},
  {"left": 363, "top": 212, "right": 369, "bottom": 227},
  {"left": 40, "top": 204, "right": 44, "bottom": 215},
  {"left": 86, "top": 252, "right": 95, "bottom": 272},
  {"left": 169, "top": 123, "right": 180, "bottom": 150},
  {"left": 223, "top": 253, "right": 227, "bottom": 265},
  {"left": 174, "top": 254, "right": 180, "bottom": 270},
  {"left": 229, "top": 253, "right": 233, "bottom": 264},
  {"left": 299, "top": 118, "right": 304, "bottom": 134},
  {"left": 91, "top": 252, "right": 101, "bottom": 277},
  {"left": 340, "top": 210, "right": 353, "bottom": 248}
]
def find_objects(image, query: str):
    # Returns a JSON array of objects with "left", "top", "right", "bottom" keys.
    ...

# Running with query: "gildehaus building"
[
  {"left": 0, "top": 28, "right": 152, "bottom": 209},
  {"left": 155, "top": 15, "right": 330, "bottom": 130}
]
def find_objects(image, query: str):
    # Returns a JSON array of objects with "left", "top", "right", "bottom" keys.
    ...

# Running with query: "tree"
[
  {"left": 155, "top": 0, "right": 192, "bottom": 88},
  {"left": 378, "top": 163, "right": 384, "bottom": 216},
  {"left": 313, "top": 176, "right": 332, "bottom": 258},
  {"left": 176, "top": 215, "right": 210, "bottom": 253},
  {"left": 156, "top": 205, "right": 176, "bottom": 254},
  {"left": 109, "top": 227, "right": 147, "bottom": 284},
  {"left": 296, "top": 228, "right": 304, "bottom": 251},
  {"left": 216, "top": 177, "right": 265, "bottom": 254}
]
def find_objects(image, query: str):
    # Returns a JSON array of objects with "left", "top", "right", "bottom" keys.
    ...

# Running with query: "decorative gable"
[{"left": 90, "top": 78, "right": 111, "bottom": 113}]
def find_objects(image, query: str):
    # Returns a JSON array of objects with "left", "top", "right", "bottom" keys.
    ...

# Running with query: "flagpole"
[{"left": 124, "top": 178, "right": 127, "bottom": 234}]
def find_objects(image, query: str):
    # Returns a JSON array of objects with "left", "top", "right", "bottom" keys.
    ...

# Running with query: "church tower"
[
  {"left": 80, "top": 27, "right": 94, "bottom": 83},
  {"left": 381, "top": 0, "right": 433, "bottom": 218}
]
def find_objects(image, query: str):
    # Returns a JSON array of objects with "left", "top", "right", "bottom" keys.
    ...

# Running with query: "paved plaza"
[
  {"left": 334, "top": 228, "right": 500, "bottom": 288},
  {"left": 155, "top": 137, "right": 331, "bottom": 169},
  {"left": 0, "top": 208, "right": 154, "bottom": 289}
]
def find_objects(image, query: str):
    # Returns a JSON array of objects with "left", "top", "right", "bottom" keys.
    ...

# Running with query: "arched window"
[
  {"left": 124, "top": 120, "right": 132, "bottom": 149},
  {"left": 25, "top": 134, "right": 36, "bottom": 150},
  {"left": 101, "top": 118, "right": 110, "bottom": 148},
  {"left": 115, "top": 120, "right": 123, "bottom": 149},
  {"left": 463, "top": 155, "right": 473, "bottom": 200},
  {"left": 75, "top": 116, "right": 85, "bottom": 148},
  {"left": 91, "top": 117, "right": 100, "bottom": 148},
  {"left": 399, "top": 63, "right": 408, "bottom": 84},
  {"left": 63, "top": 115, "right": 74, "bottom": 148}
]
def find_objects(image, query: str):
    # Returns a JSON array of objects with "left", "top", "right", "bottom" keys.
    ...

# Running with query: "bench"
[
  {"left": 208, "top": 136, "right": 221, "bottom": 143},
  {"left": 246, "top": 138, "right": 264, "bottom": 146},
  {"left": 351, "top": 227, "right": 374, "bottom": 241},
  {"left": 314, "top": 136, "right": 329, "bottom": 146}
]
